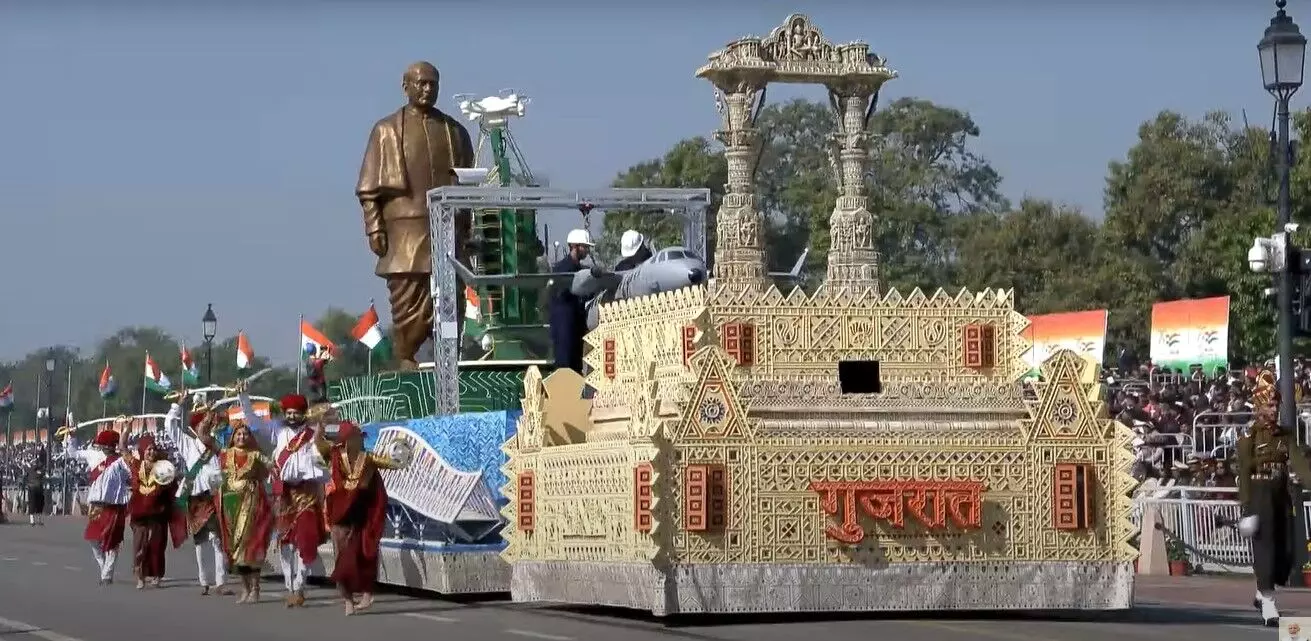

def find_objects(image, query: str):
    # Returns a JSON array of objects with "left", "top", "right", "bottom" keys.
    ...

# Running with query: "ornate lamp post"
[
  {"left": 202, "top": 304, "right": 218, "bottom": 384},
  {"left": 1260, "top": 0, "right": 1307, "bottom": 437}
]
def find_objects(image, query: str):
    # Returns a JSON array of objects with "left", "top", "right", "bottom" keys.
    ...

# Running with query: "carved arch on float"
[{"left": 695, "top": 14, "right": 899, "bottom": 289}]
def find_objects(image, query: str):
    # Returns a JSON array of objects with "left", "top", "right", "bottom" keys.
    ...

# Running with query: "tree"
[
  {"left": 0, "top": 308, "right": 388, "bottom": 442},
  {"left": 600, "top": 136, "right": 726, "bottom": 267},
  {"left": 604, "top": 97, "right": 1006, "bottom": 289},
  {"left": 952, "top": 199, "right": 1101, "bottom": 313},
  {"left": 1101, "top": 110, "right": 1275, "bottom": 362}
]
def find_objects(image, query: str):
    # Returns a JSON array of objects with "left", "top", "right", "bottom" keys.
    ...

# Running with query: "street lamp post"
[
  {"left": 43, "top": 355, "right": 55, "bottom": 514},
  {"left": 1260, "top": 0, "right": 1307, "bottom": 440},
  {"left": 202, "top": 303, "right": 218, "bottom": 384}
]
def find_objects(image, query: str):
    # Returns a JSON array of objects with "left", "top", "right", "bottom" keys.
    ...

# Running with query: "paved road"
[{"left": 0, "top": 517, "right": 1292, "bottom": 641}]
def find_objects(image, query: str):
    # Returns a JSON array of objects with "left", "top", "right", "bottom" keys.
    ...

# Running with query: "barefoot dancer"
[
  {"left": 197, "top": 416, "right": 274, "bottom": 604},
  {"left": 317, "top": 421, "right": 409, "bottom": 615},
  {"left": 61, "top": 426, "right": 131, "bottom": 586},
  {"left": 120, "top": 431, "right": 179, "bottom": 589}
]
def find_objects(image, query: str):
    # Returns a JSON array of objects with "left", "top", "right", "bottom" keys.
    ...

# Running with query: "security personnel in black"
[
  {"left": 548, "top": 229, "right": 596, "bottom": 373},
  {"left": 1238, "top": 369, "right": 1311, "bottom": 626}
]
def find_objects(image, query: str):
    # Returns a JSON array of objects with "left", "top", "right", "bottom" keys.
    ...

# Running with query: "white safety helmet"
[
  {"left": 620, "top": 230, "right": 646, "bottom": 258},
  {"left": 565, "top": 229, "right": 594, "bottom": 247}
]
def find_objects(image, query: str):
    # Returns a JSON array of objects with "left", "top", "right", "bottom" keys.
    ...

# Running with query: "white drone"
[{"left": 454, "top": 89, "right": 529, "bottom": 126}]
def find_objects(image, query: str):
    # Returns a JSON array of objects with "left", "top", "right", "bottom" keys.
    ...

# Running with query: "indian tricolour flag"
[
  {"left": 180, "top": 346, "right": 200, "bottom": 386},
  {"left": 465, "top": 286, "right": 486, "bottom": 340},
  {"left": 1021, "top": 310, "right": 1109, "bottom": 379},
  {"left": 1150, "top": 296, "right": 1231, "bottom": 374},
  {"left": 144, "top": 353, "right": 172, "bottom": 393},
  {"left": 300, "top": 319, "right": 337, "bottom": 360},
  {"left": 350, "top": 303, "right": 390, "bottom": 358},
  {"left": 236, "top": 331, "right": 255, "bottom": 371}
]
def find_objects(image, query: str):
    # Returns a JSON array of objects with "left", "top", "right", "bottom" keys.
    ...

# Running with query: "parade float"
[{"left": 494, "top": 14, "right": 1138, "bottom": 615}]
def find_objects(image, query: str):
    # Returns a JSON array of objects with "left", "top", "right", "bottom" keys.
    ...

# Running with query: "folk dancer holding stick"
[
  {"left": 165, "top": 397, "right": 231, "bottom": 596},
  {"left": 195, "top": 411, "right": 274, "bottom": 604},
  {"left": 1237, "top": 369, "right": 1311, "bottom": 626},
  {"left": 315, "top": 419, "right": 411, "bottom": 615},
  {"left": 235, "top": 382, "right": 326, "bottom": 608},
  {"left": 58, "top": 424, "right": 130, "bottom": 586},
  {"left": 118, "top": 430, "right": 179, "bottom": 589}
]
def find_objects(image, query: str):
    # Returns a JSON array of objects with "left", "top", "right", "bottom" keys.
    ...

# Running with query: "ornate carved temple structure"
[{"left": 499, "top": 14, "right": 1136, "bottom": 615}]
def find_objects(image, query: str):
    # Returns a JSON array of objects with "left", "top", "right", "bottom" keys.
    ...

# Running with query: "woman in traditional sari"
[
  {"left": 120, "top": 432, "right": 179, "bottom": 589},
  {"left": 317, "top": 421, "right": 408, "bottom": 615},
  {"left": 197, "top": 414, "right": 274, "bottom": 604}
]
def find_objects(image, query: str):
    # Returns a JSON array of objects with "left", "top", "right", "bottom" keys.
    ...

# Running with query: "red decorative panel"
[
  {"left": 707, "top": 465, "right": 728, "bottom": 529},
  {"left": 684, "top": 463, "right": 727, "bottom": 532},
  {"left": 962, "top": 324, "right": 997, "bottom": 369},
  {"left": 1052, "top": 463, "right": 1094, "bottom": 531},
  {"left": 685, "top": 465, "right": 709, "bottom": 531},
  {"left": 721, "top": 323, "right": 756, "bottom": 366},
  {"left": 517, "top": 470, "right": 536, "bottom": 533},
  {"left": 633, "top": 463, "right": 654, "bottom": 533},
  {"left": 602, "top": 338, "right": 617, "bottom": 380},
  {"left": 681, "top": 325, "right": 698, "bottom": 365}
]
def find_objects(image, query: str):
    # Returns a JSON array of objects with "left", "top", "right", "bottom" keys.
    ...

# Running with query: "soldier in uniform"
[{"left": 1237, "top": 369, "right": 1311, "bottom": 626}]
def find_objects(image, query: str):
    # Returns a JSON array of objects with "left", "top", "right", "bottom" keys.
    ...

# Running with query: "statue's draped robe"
[{"left": 356, "top": 106, "right": 473, "bottom": 363}]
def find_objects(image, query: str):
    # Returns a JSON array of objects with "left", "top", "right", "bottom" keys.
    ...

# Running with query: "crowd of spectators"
[{"left": 1104, "top": 361, "right": 1311, "bottom": 488}]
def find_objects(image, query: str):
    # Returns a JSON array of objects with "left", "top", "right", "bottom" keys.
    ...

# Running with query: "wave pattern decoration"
[{"left": 371, "top": 425, "right": 503, "bottom": 543}]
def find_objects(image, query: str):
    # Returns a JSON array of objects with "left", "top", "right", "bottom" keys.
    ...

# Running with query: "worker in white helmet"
[
  {"left": 615, "top": 230, "right": 653, "bottom": 271},
  {"left": 549, "top": 229, "right": 596, "bottom": 373}
]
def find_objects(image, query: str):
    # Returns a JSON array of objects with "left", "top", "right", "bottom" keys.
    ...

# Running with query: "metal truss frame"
[{"left": 426, "top": 186, "right": 713, "bottom": 416}]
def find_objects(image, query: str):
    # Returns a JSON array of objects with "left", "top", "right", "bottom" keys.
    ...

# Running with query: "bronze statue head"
[{"left": 403, "top": 62, "right": 439, "bottom": 109}]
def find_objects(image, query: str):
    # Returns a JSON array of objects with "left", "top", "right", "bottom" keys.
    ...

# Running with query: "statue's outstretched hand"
[{"left": 368, "top": 232, "right": 388, "bottom": 257}]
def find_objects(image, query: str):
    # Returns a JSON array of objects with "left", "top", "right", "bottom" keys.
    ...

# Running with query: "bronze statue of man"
[{"left": 356, "top": 61, "right": 475, "bottom": 370}]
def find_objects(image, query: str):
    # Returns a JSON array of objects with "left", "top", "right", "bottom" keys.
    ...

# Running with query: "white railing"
[{"left": 1132, "top": 485, "right": 1311, "bottom": 573}]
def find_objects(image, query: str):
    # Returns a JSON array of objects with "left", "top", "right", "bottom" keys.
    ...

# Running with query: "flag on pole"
[
  {"left": 98, "top": 363, "right": 117, "bottom": 399},
  {"left": 350, "top": 303, "right": 390, "bottom": 357},
  {"left": 180, "top": 346, "right": 200, "bottom": 386},
  {"left": 0, "top": 382, "right": 12, "bottom": 409},
  {"left": 465, "top": 286, "right": 486, "bottom": 340},
  {"left": 236, "top": 331, "right": 255, "bottom": 370},
  {"left": 300, "top": 320, "right": 338, "bottom": 360},
  {"left": 144, "top": 353, "right": 172, "bottom": 393}
]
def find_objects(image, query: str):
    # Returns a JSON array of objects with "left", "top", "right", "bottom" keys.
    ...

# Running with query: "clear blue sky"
[{"left": 0, "top": 1, "right": 1291, "bottom": 362}]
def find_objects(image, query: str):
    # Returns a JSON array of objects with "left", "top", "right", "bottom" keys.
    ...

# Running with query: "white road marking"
[
  {"left": 61, "top": 565, "right": 79, "bottom": 571},
  {"left": 401, "top": 613, "right": 459, "bottom": 623},
  {"left": 30, "top": 561, "right": 47, "bottom": 566},
  {"left": 505, "top": 630, "right": 573, "bottom": 641},
  {"left": 0, "top": 614, "right": 85, "bottom": 641},
  {"left": 0, "top": 557, "right": 17, "bottom": 561}
]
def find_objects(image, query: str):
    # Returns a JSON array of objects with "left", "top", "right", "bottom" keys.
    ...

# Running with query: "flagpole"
[
  {"left": 296, "top": 314, "right": 303, "bottom": 394},
  {"left": 62, "top": 364, "right": 72, "bottom": 515},
  {"left": 141, "top": 352, "right": 149, "bottom": 415},
  {"left": 366, "top": 299, "right": 374, "bottom": 378}
]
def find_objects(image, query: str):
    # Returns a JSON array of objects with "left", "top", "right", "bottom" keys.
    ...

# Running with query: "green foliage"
[
  {"left": 605, "top": 97, "right": 1301, "bottom": 366},
  {"left": 0, "top": 310, "right": 385, "bottom": 437}
]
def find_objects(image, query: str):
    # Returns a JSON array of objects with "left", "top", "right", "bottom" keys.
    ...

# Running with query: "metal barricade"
[
  {"left": 1132, "top": 485, "right": 1311, "bottom": 573},
  {"left": 1191, "top": 410, "right": 1252, "bottom": 458}
]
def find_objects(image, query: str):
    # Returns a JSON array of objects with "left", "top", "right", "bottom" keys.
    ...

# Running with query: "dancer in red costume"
[
  {"left": 317, "top": 420, "right": 409, "bottom": 615},
  {"left": 120, "top": 431, "right": 179, "bottom": 589},
  {"left": 236, "top": 382, "right": 326, "bottom": 607},
  {"left": 59, "top": 426, "right": 131, "bottom": 585},
  {"left": 197, "top": 418, "right": 274, "bottom": 604}
]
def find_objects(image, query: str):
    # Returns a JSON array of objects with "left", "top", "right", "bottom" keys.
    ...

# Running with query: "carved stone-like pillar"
[
  {"left": 824, "top": 82, "right": 880, "bottom": 293},
  {"left": 712, "top": 82, "right": 769, "bottom": 290}
]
